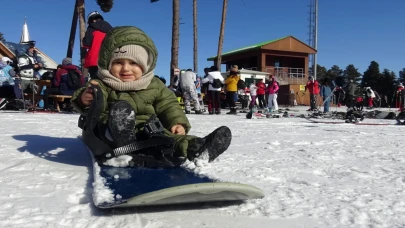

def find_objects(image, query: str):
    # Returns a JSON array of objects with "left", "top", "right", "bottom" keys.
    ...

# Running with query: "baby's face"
[{"left": 110, "top": 58, "right": 143, "bottom": 82}]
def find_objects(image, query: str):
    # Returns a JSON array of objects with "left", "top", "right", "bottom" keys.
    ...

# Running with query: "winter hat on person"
[
  {"left": 1, "top": 57, "right": 12, "bottom": 64},
  {"left": 231, "top": 65, "right": 239, "bottom": 72},
  {"left": 97, "top": 26, "right": 158, "bottom": 91},
  {"left": 62, "top": 57, "right": 72, "bottom": 65},
  {"left": 108, "top": 45, "right": 150, "bottom": 72}
]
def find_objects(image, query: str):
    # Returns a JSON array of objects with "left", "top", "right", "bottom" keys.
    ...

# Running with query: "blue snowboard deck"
[
  {"left": 93, "top": 160, "right": 264, "bottom": 208},
  {"left": 98, "top": 165, "right": 216, "bottom": 207}
]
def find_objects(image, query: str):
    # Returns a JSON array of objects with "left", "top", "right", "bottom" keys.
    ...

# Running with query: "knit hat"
[
  {"left": 98, "top": 44, "right": 154, "bottom": 91},
  {"left": 62, "top": 57, "right": 72, "bottom": 65},
  {"left": 108, "top": 45, "right": 150, "bottom": 72},
  {"left": 97, "top": 26, "right": 158, "bottom": 91}
]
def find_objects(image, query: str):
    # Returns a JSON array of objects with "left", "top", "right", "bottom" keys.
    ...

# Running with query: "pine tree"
[
  {"left": 96, "top": 0, "right": 113, "bottom": 12},
  {"left": 398, "top": 68, "right": 405, "bottom": 84},
  {"left": 325, "top": 65, "right": 343, "bottom": 83},
  {"left": 309, "top": 64, "right": 327, "bottom": 82},
  {"left": 0, "top": 32, "right": 5, "bottom": 43},
  {"left": 361, "top": 61, "right": 381, "bottom": 89},
  {"left": 379, "top": 69, "right": 397, "bottom": 103},
  {"left": 343, "top": 64, "right": 362, "bottom": 84}
]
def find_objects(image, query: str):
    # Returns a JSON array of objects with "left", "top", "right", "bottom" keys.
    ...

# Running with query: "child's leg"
[
  {"left": 183, "top": 91, "right": 191, "bottom": 112},
  {"left": 190, "top": 88, "right": 201, "bottom": 111},
  {"left": 169, "top": 126, "right": 232, "bottom": 162},
  {"left": 273, "top": 94, "right": 278, "bottom": 110}
]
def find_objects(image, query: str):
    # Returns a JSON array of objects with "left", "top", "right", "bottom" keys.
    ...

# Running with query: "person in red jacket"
[
  {"left": 82, "top": 11, "right": 112, "bottom": 80},
  {"left": 43, "top": 58, "right": 84, "bottom": 110},
  {"left": 256, "top": 79, "right": 267, "bottom": 108},
  {"left": 305, "top": 76, "right": 320, "bottom": 111}
]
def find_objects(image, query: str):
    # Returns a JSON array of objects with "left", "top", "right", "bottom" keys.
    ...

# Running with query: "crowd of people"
[
  {"left": 304, "top": 76, "right": 405, "bottom": 113},
  {"left": 168, "top": 65, "right": 284, "bottom": 115}
]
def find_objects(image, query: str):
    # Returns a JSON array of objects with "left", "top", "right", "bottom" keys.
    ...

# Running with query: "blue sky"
[{"left": 2, "top": 0, "right": 404, "bottom": 82}]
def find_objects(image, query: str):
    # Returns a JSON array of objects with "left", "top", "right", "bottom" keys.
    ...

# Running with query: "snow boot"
[
  {"left": 226, "top": 107, "right": 237, "bottom": 115},
  {"left": 187, "top": 126, "right": 232, "bottom": 162},
  {"left": 107, "top": 101, "right": 137, "bottom": 148}
]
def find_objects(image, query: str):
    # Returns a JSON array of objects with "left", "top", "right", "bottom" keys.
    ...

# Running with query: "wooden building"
[{"left": 207, "top": 36, "right": 317, "bottom": 106}]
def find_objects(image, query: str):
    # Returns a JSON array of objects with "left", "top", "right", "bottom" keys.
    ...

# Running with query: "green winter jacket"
[{"left": 71, "top": 26, "right": 196, "bottom": 157}]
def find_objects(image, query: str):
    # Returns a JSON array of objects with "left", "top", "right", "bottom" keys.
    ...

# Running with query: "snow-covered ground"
[{"left": 0, "top": 106, "right": 404, "bottom": 228}]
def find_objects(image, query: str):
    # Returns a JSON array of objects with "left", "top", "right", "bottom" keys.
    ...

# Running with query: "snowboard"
[
  {"left": 305, "top": 118, "right": 394, "bottom": 125},
  {"left": 87, "top": 149, "right": 265, "bottom": 209}
]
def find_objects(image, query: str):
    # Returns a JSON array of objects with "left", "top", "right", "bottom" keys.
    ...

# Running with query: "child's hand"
[
  {"left": 171, "top": 124, "right": 185, "bottom": 135},
  {"left": 81, "top": 81, "right": 98, "bottom": 106}
]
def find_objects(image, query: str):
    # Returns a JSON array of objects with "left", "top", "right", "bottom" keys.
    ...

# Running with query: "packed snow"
[{"left": 0, "top": 107, "right": 404, "bottom": 228}]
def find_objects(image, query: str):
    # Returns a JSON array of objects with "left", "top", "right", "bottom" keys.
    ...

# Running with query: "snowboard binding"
[
  {"left": 345, "top": 108, "right": 365, "bottom": 123},
  {"left": 79, "top": 84, "right": 183, "bottom": 168}
]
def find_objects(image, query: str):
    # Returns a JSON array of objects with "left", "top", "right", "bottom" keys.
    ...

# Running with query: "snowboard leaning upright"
[{"left": 87, "top": 149, "right": 265, "bottom": 208}]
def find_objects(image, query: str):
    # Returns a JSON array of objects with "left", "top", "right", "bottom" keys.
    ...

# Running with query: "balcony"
[{"left": 265, "top": 67, "right": 306, "bottom": 85}]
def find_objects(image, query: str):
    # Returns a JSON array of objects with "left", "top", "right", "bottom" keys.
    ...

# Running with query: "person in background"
[
  {"left": 256, "top": 79, "right": 266, "bottom": 109},
  {"left": 82, "top": 11, "right": 112, "bottom": 80},
  {"left": 344, "top": 79, "right": 356, "bottom": 109},
  {"left": 195, "top": 77, "right": 205, "bottom": 112},
  {"left": 202, "top": 66, "right": 224, "bottom": 114},
  {"left": 396, "top": 83, "right": 404, "bottom": 110},
  {"left": 320, "top": 79, "right": 333, "bottom": 113},
  {"left": 0, "top": 57, "right": 15, "bottom": 86},
  {"left": 305, "top": 76, "right": 320, "bottom": 111},
  {"left": 224, "top": 65, "right": 240, "bottom": 114},
  {"left": 179, "top": 69, "right": 201, "bottom": 114},
  {"left": 43, "top": 57, "right": 84, "bottom": 110},
  {"left": 364, "top": 87, "right": 375, "bottom": 109},
  {"left": 249, "top": 82, "right": 257, "bottom": 109},
  {"left": 266, "top": 76, "right": 279, "bottom": 112}
]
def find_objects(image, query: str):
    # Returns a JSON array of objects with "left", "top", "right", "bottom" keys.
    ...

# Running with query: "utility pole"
[
  {"left": 308, "top": 0, "right": 318, "bottom": 80},
  {"left": 216, "top": 0, "right": 228, "bottom": 70},
  {"left": 193, "top": 0, "right": 198, "bottom": 74},
  {"left": 313, "top": 0, "right": 318, "bottom": 80}
]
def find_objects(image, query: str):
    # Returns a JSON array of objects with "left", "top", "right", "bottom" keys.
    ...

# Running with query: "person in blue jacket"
[{"left": 320, "top": 79, "right": 334, "bottom": 113}]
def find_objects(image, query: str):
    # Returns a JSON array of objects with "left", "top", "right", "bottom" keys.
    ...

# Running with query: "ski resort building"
[
  {"left": 0, "top": 18, "right": 58, "bottom": 73},
  {"left": 207, "top": 36, "right": 317, "bottom": 106}
]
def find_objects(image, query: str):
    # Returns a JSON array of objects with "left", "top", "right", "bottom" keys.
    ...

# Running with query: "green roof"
[{"left": 206, "top": 36, "right": 289, "bottom": 61}]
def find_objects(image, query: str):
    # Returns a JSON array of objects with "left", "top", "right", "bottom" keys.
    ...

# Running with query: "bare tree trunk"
[
  {"left": 77, "top": 0, "right": 88, "bottom": 77},
  {"left": 193, "top": 0, "right": 198, "bottom": 73},
  {"left": 170, "top": 0, "right": 180, "bottom": 85},
  {"left": 216, "top": 0, "right": 228, "bottom": 70},
  {"left": 67, "top": 0, "right": 78, "bottom": 58}
]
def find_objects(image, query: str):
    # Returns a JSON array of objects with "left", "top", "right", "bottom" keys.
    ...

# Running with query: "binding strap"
[{"left": 111, "top": 136, "right": 174, "bottom": 157}]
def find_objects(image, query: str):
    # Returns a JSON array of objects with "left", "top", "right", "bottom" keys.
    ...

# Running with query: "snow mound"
[
  {"left": 92, "top": 162, "right": 115, "bottom": 205},
  {"left": 103, "top": 155, "right": 133, "bottom": 167}
]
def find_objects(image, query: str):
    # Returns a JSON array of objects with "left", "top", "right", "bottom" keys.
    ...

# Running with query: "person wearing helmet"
[
  {"left": 82, "top": 11, "right": 112, "bottom": 80},
  {"left": 0, "top": 57, "right": 15, "bottom": 86}
]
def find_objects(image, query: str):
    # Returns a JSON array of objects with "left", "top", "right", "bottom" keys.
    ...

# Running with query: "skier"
[
  {"left": 72, "top": 26, "right": 232, "bottom": 168},
  {"left": 320, "top": 79, "right": 333, "bottom": 113}
]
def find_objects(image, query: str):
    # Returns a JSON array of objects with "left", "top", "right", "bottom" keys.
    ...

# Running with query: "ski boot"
[
  {"left": 187, "top": 126, "right": 232, "bottom": 162},
  {"left": 396, "top": 109, "right": 405, "bottom": 125}
]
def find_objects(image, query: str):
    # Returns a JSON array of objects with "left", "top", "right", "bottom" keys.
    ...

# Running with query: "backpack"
[
  {"left": 211, "top": 79, "right": 222, "bottom": 89},
  {"left": 66, "top": 69, "right": 83, "bottom": 89},
  {"left": 237, "top": 79, "right": 246, "bottom": 89}
]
